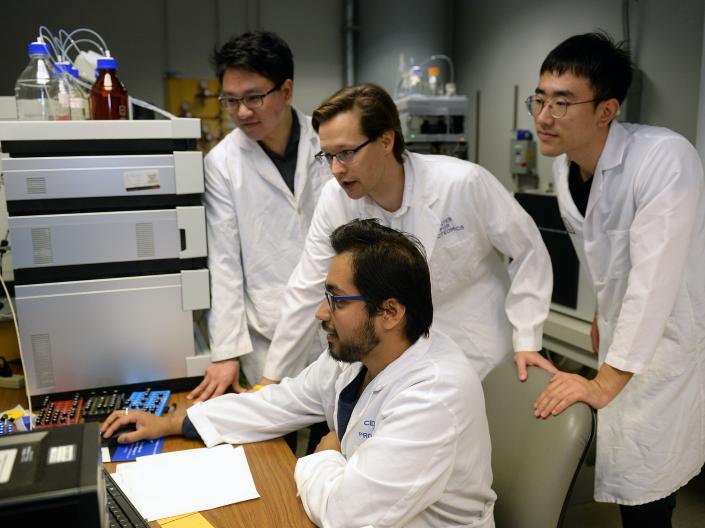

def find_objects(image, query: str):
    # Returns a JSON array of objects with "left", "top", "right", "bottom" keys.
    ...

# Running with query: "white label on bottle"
[
  {"left": 0, "top": 449, "right": 18, "bottom": 483},
  {"left": 124, "top": 170, "right": 161, "bottom": 191},
  {"left": 47, "top": 444, "right": 76, "bottom": 464}
]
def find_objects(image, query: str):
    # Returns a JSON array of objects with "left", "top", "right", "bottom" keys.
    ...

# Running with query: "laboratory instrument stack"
[
  {"left": 395, "top": 56, "right": 468, "bottom": 159},
  {"left": 0, "top": 115, "right": 210, "bottom": 406}
]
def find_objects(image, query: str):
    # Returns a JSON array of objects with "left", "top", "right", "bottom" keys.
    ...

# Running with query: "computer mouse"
[{"left": 101, "top": 423, "right": 138, "bottom": 448}]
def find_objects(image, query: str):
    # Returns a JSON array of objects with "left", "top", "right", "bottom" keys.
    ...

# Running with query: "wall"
[
  {"left": 453, "top": 0, "right": 705, "bottom": 190},
  {"left": 356, "top": 0, "right": 454, "bottom": 96},
  {"left": 697, "top": 5, "right": 705, "bottom": 162},
  {"left": 0, "top": 0, "right": 344, "bottom": 114}
]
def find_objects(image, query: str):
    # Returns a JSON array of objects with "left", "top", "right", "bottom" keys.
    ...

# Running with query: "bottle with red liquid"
[{"left": 90, "top": 57, "right": 129, "bottom": 120}]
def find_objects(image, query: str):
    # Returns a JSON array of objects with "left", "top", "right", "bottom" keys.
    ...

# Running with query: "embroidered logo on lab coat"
[
  {"left": 437, "top": 217, "right": 465, "bottom": 239},
  {"left": 358, "top": 419, "right": 376, "bottom": 439}
]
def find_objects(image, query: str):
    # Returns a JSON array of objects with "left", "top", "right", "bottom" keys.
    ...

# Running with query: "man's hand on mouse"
[{"left": 100, "top": 408, "right": 185, "bottom": 444}]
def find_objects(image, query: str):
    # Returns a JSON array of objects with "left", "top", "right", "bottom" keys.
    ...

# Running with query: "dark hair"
[
  {"left": 212, "top": 31, "right": 294, "bottom": 85},
  {"left": 330, "top": 219, "right": 432, "bottom": 343},
  {"left": 540, "top": 31, "right": 633, "bottom": 104},
  {"left": 312, "top": 84, "right": 406, "bottom": 163}
]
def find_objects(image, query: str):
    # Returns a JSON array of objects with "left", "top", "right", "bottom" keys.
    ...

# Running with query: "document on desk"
[{"left": 112, "top": 444, "right": 260, "bottom": 521}]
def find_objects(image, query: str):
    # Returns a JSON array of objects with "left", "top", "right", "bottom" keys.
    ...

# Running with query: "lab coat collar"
[
  {"left": 585, "top": 121, "right": 628, "bottom": 218},
  {"left": 359, "top": 156, "right": 414, "bottom": 218},
  {"left": 292, "top": 108, "right": 320, "bottom": 204},
  {"left": 553, "top": 155, "right": 583, "bottom": 227},
  {"left": 362, "top": 331, "right": 434, "bottom": 394},
  {"left": 596, "top": 121, "right": 629, "bottom": 174},
  {"left": 355, "top": 152, "right": 441, "bottom": 257},
  {"left": 233, "top": 106, "right": 314, "bottom": 202},
  {"left": 407, "top": 153, "right": 442, "bottom": 258}
]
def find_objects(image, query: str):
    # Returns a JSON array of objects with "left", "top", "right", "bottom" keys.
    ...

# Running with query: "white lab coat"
[
  {"left": 204, "top": 108, "right": 330, "bottom": 382},
  {"left": 187, "top": 330, "right": 496, "bottom": 528},
  {"left": 264, "top": 152, "right": 552, "bottom": 381},
  {"left": 553, "top": 121, "right": 705, "bottom": 505}
]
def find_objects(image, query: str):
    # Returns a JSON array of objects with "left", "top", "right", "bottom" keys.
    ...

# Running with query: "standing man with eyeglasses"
[
  {"left": 257, "top": 83, "right": 554, "bottom": 388},
  {"left": 188, "top": 31, "right": 330, "bottom": 402},
  {"left": 529, "top": 32, "right": 705, "bottom": 527}
]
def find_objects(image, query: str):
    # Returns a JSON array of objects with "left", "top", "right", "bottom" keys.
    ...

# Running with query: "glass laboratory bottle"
[
  {"left": 90, "top": 57, "right": 129, "bottom": 120},
  {"left": 408, "top": 66, "right": 426, "bottom": 95},
  {"left": 14, "top": 41, "right": 59, "bottom": 120},
  {"left": 55, "top": 62, "right": 87, "bottom": 120},
  {"left": 69, "top": 66, "right": 90, "bottom": 120},
  {"left": 427, "top": 66, "right": 441, "bottom": 96},
  {"left": 50, "top": 62, "right": 74, "bottom": 121}
]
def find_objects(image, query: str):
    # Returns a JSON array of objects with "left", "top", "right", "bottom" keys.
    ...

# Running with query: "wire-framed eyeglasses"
[
  {"left": 525, "top": 94, "right": 597, "bottom": 119},
  {"left": 314, "top": 138, "right": 373, "bottom": 167},
  {"left": 218, "top": 83, "right": 282, "bottom": 111},
  {"left": 325, "top": 290, "right": 368, "bottom": 312}
]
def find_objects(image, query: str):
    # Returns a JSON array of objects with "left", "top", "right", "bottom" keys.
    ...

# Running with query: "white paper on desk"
[{"left": 114, "top": 444, "right": 260, "bottom": 521}]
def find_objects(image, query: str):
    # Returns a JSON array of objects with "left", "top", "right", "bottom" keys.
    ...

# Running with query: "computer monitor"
[{"left": 0, "top": 422, "right": 106, "bottom": 527}]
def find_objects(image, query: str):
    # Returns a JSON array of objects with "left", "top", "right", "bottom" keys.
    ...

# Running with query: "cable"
[
  {"left": 61, "top": 28, "right": 108, "bottom": 53},
  {"left": 60, "top": 37, "right": 106, "bottom": 60},
  {"left": 129, "top": 96, "right": 177, "bottom": 119},
  {"left": 417, "top": 54, "right": 455, "bottom": 84},
  {"left": 38, "top": 26, "right": 59, "bottom": 60}
]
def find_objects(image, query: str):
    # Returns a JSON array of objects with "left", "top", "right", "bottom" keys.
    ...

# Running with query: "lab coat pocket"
[
  {"left": 429, "top": 234, "right": 483, "bottom": 294},
  {"left": 646, "top": 297, "right": 695, "bottom": 379},
  {"left": 605, "top": 229, "right": 631, "bottom": 279},
  {"left": 247, "top": 285, "right": 284, "bottom": 336}
]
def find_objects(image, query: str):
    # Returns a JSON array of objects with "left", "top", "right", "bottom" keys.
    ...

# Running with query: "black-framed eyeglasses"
[
  {"left": 314, "top": 138, "right": 373, "bottom": 167},
  {"left": 325, "top": 290, "right": 368, "bottom": 313},
  {"left": 525, "top": 94, "right": 597, "bottom": 119},
  {"left": 218, "top": 83, "right": 282, "bottom": 111}
]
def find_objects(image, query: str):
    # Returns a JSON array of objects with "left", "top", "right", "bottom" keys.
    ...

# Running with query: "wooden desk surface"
[{"left": 0, "top": 387, "right": 314, "bottom": 528}]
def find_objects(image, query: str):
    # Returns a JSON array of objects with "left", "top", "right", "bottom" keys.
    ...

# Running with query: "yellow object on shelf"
[{"left": 164, "top": 79, "right": 233, "bottom": 153}]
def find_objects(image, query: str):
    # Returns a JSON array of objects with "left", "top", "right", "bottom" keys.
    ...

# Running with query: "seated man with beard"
[{"left": 101, "top": 219, "right": 496, "bottom": 528}]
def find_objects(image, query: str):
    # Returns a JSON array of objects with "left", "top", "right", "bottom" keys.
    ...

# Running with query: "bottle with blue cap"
[
  {"left": 408, "top": 65, "right": 427, "bottom": 95},
  {"left": 69, "top": 65, "right": 90, "bottom": 119},
  {"left": 14, "top": 39, "right": 63, "bottom": 120},
  {"left": 51, "top": 60, "right": 76, "bottom": 121},
  {"left": 90, "top": 55, "right": 129, "bottom": 120},
  {"left": 54, "top": 61, "right": 88, "bottom": 120}
]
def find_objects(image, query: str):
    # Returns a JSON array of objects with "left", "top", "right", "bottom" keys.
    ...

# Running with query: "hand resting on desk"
[{"left": 101, "top": 408, "right": 185, "bottom": 444}]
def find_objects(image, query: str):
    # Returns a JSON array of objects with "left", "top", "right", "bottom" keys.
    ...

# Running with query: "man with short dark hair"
[
  {"left": 103, "top": 219, "right": 497, "bottom": 528},
  {"left": 188, "top": 31, "right": 329, "bottom": 401},
  {"left": 530, "top": 32, "right": 705, "bottom": 527},
  {"left": 260, "top": 83, "right": 555, "bottom": 386}
]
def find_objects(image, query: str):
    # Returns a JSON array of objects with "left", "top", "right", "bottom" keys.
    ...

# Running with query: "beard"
[{"left": 325, "top": 316, "right": 379, "bottom": 363}]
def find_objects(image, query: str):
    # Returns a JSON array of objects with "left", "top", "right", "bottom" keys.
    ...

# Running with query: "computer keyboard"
[{"left": 102, "top": 467, "right": 150, "bottom": 528}]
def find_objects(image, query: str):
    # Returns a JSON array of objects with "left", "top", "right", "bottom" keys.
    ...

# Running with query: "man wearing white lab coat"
[
  {"left": 257, "top": 83, "right": 554, "bottom": 387},
  {"left": 530, "top": 33, "right": 705, "bottom": 527},
  {"left": 188, "top": 31, "right": 329, "bottom": 401},
  {"left": 102, "top": 219, "right": 496, "bottom": 528}
]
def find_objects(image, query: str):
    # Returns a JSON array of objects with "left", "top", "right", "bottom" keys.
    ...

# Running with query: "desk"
[{"left": 0, "top": 388, "right": 314, "bottom": 528}]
